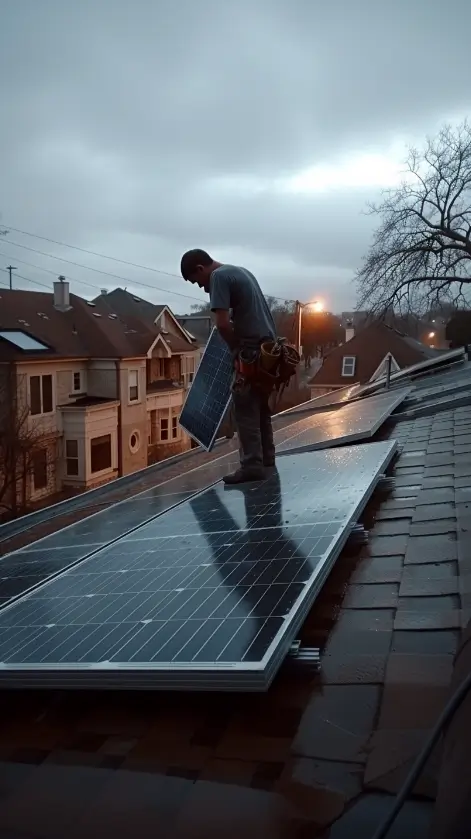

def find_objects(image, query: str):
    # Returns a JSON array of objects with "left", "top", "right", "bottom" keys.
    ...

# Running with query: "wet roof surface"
[{"left": 0, "top": 361, "right": 470, "bottom": 837}]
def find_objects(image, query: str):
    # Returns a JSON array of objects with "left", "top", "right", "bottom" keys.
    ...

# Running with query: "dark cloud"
[{"left": 1, "top": 0, "right": 470, "bottom": 312}]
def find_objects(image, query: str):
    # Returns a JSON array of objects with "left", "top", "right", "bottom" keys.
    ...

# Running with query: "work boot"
[
  {"left": 223, "top": 467, "right": 265, "bottom": 485},
  {"left": 263, "top": 457, "right": 276, "bottom": 467}
]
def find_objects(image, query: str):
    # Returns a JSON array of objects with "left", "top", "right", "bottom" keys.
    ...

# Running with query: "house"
[
  {"left": 0, "top": 279, "right": 199, "bottom": 514},
  {"left": 93, "top": 288, "right": 200, "bottom": 388},
  {"left": 309, "top": 320, "right": 441, "bottom": 397},
  {"left": 177, "top": 314, "right": 213, "bottom": 347}
]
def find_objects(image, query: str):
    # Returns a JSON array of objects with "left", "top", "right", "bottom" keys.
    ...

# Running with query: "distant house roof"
[
  {"left": 0, "top": 288, "right": 153, "bottom": 361},
  {"left": 0, "top": 286, "right": 197, "bottom": 363},
  {"left": 309, "top": 321, "right": 441, "bottom": 387},
  {"left": 94, "top": 288, "right": 165, "bottom": 326},
  {"left": 94, "top": 289, "right": 197, "bottom": 351},
  {"left": 177, "top": 315, "right": 212, "bottom": 345}
]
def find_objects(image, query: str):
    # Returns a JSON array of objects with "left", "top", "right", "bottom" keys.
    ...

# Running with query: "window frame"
[
  {"left": 341, "top": 356, "right": 356, "bottom": 377},
  {"left": 160, "top": 417, "right": 169, "bottom": 441},
  {"left": 65, "top": 439, "right": 79, "bottom": 476},
  {"left": 171, "top": 416, "right": 179, "bottom": 439},
  {"left": 128, "top": 369, "right": 139, "bottom": 402},
  {"left": 29, "top": 374, "right": 54, "bottom": 416},
  {"left": 72, "top": 371, "right": 82, "bottom": 392},
  {"left": 90, "top": 434, "right": 112, "bottom": 474}
]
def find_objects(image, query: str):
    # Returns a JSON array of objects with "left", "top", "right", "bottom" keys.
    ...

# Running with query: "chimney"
[
  {"left": 100, "top": 288, "right": 107, "bottom": 295},
  {"left": 53, "top": 275, "right": 71, "bottom": 311},
  {"left": 345, "top": 318, "right": 355, "bottom": 342}
]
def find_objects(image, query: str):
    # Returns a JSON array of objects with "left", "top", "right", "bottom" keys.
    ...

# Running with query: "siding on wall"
[
  {"left": 60, "top": 402, "right": 119, "bottom": 487},
  {"left": 119, "top": 360, "right": 148, "bottom": 476}
]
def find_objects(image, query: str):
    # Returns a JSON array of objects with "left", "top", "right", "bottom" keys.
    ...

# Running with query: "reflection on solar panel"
[
  {"left": 179, "top": 327, "right": 233, "bottom": 451},
  {"left": 0, "top": 440, "right": 397, "bottom": 691},
  {"left": 278, "top": 384, "right": 362, "bottom": 416},
  {"left": 0, "top": 454, "right": 240, "bottom": 609},
  {"left": 277, "top": 389, "right": 409, "bottom": 456}
]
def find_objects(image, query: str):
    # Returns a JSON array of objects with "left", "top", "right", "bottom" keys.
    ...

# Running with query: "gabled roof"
[
  {"left": 94, "top": 289, "right": 196, "bottom": 349},
  {"left": 94, "top": 288, "right": 164, "bottom": 326},
  {"left": 0, "top": 288, "right": 152, "bottom": 361},
  {"left": 309, "top": 321, "right": 440, "bottom": 387},
  {"left": 177, "top": 315, "right": 212, "bottom": 345}
]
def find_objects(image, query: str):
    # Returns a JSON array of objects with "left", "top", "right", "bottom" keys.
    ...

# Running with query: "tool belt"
[{"left": 233, "top": 338, "right": 300, "bottom": 393}]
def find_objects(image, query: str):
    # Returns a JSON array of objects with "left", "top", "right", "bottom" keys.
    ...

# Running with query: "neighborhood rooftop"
[{"left": 0, "top": 345, "right": 469, "bottom": 835}]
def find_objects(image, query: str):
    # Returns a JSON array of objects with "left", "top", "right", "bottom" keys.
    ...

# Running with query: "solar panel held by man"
[{"left": 180, "top": 249, "right": 299, "bottom": 485}]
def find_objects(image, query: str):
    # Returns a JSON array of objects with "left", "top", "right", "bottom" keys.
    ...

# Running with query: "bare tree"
[
  {"left": 357, "top": 121, "right": 471, "bottom": 315},
  {"left": 0, "top": 364, "right": 57, "bottom": 519},
  {"left": 265, "top": 297, "right": 298, "bottom": 341}
]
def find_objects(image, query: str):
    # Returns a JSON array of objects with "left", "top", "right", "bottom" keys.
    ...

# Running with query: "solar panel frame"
[
  {"left": 179, "top": 327, "right": 234, "bottom": 451},
  {"left": 277, "top": 383, "right": 362, "bottom": 417},
  {"left": 357, "top": 347, "right": 466, "bottom": 398},
  {"left": 276, "top": 389, "right": 410, "bottom": 456},
  {"left": 0, "top": 440, "right": 397, "bottom": 691}
]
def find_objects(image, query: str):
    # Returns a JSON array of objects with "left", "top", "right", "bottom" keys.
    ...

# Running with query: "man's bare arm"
[{"left": 213, "top": 309, "right": 236, "bottom": 350}]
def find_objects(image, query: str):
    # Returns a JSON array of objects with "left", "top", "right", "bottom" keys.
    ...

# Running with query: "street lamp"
[{"left": 296, "top": 299, "right": 323, "bottom": 353}]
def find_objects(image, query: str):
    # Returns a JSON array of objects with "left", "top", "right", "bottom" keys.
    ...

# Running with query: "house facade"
[
  {"left": 309, "top": 321, "right": 441, "bottom": 397},
  {"left": 0, "top": 281, "right": 199, "bottom": 515}
]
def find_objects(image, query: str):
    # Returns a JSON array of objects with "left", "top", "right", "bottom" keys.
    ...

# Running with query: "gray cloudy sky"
[{"left": 1, "top": 0, "right": 470, "bottom": 313}]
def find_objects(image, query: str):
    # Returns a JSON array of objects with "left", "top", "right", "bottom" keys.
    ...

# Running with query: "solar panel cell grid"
[
  {"left": 276, "top": 388, "right": 409, "bottom": 455},
  {"left": 0, "top": 440, "right": 397, "bottom": 690},
  {"left": 179, "top": 327, "right": 234, "bottom": 450}
]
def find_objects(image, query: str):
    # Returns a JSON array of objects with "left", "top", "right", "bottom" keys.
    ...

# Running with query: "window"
[
  {"left": 189, "top": 372, "right": 194, "bottom": 383},
  {"left": 90, "top": 434, "right": 112, "bottom": 473},
  {"left": 30, "top": 374, "right": 53, "bottom": 415},
  {"left": 129, "top": 369, "right": 139, "bottom": 401},
  {"left": 129, "top": 431, "right": 140, "bottom": 453},
  {"left": 160, "top": 418, "right": 169, "bottom": 441},
  {"left": 0, "top": 330, "right": 49, "bottom": 351},
  {"left": 32, "top": 449, "right": 48, "bottom": 490},
  {"left": 65, "top": 439, "right": 79, "bottom": 476},
  {"left": 73, "top": 372, "right": 82, "bottom": 392},
  {"left": 341, "top": 356, "right": 356, "bottom": 377},
  {"left": 172, "top": 416, "right": 179, "bottom": 439}
]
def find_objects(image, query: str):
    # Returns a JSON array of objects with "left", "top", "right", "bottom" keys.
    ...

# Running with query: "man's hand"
[{"left": 213, "top": 309, "right": 236, "bottom": 349}]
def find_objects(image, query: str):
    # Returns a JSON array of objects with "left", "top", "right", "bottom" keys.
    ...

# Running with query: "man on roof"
[{"left": 180, "top": 249, "right": 277, "bottom": 485}]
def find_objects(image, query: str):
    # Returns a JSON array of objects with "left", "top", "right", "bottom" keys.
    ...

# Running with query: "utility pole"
[
  {"left": 6, "top": 266, "right": 17, "bottom": 290},
  {"left": 295, "top": 301, "right": 302, "bottom": 353}
]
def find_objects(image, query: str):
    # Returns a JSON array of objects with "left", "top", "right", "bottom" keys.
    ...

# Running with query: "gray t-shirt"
[{"left": 209, "top": 264, "right": 276, "bottom": 345}]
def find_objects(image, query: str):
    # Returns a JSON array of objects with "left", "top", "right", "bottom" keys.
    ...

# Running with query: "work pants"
[{"left": 232, "top": 383, "right": 275, "bottom": 470}]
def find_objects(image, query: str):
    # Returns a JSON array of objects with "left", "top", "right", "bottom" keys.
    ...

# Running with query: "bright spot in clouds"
[
  {"left": 284, "top": 150, "right": 410, "bottom": 194},
  {"left": 208, "top": 146, "right": 411, "bottom": 200}
]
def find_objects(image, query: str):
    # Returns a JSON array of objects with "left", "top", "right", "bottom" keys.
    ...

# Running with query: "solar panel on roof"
[
  {"left": 357, "top": 347, "right": 466, "bottom": 398},
  {"left": 179, "top": 327, "right": 233, "bottom": 451},
  {"left": 278, "top": 384, "right": 362, "bottom": 417},
  {"left": 0, "top": 440, "right": 397, "bottom": 691},
  {"left": 276, "top": 389, "right": 409, "bottom": 456},
  {"left": 0, "top": 452, "right": 241, "bottom": 609}
]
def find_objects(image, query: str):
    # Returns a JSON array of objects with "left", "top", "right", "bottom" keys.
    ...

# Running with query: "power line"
[
  {"left": 2, "top": 224, "right": 296, "bottom": 305},
  {"left": 0, "top": 266, "right": 51, "bottom": 291},
  {"left": 3, "top": 239, "right": 207, "bottom": 305},
  {"left": 4, "top": 225, "right": 184, "bottom": 281},
  {"left": 0, "top": 251, "right": 112, "bottom": 292}
]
